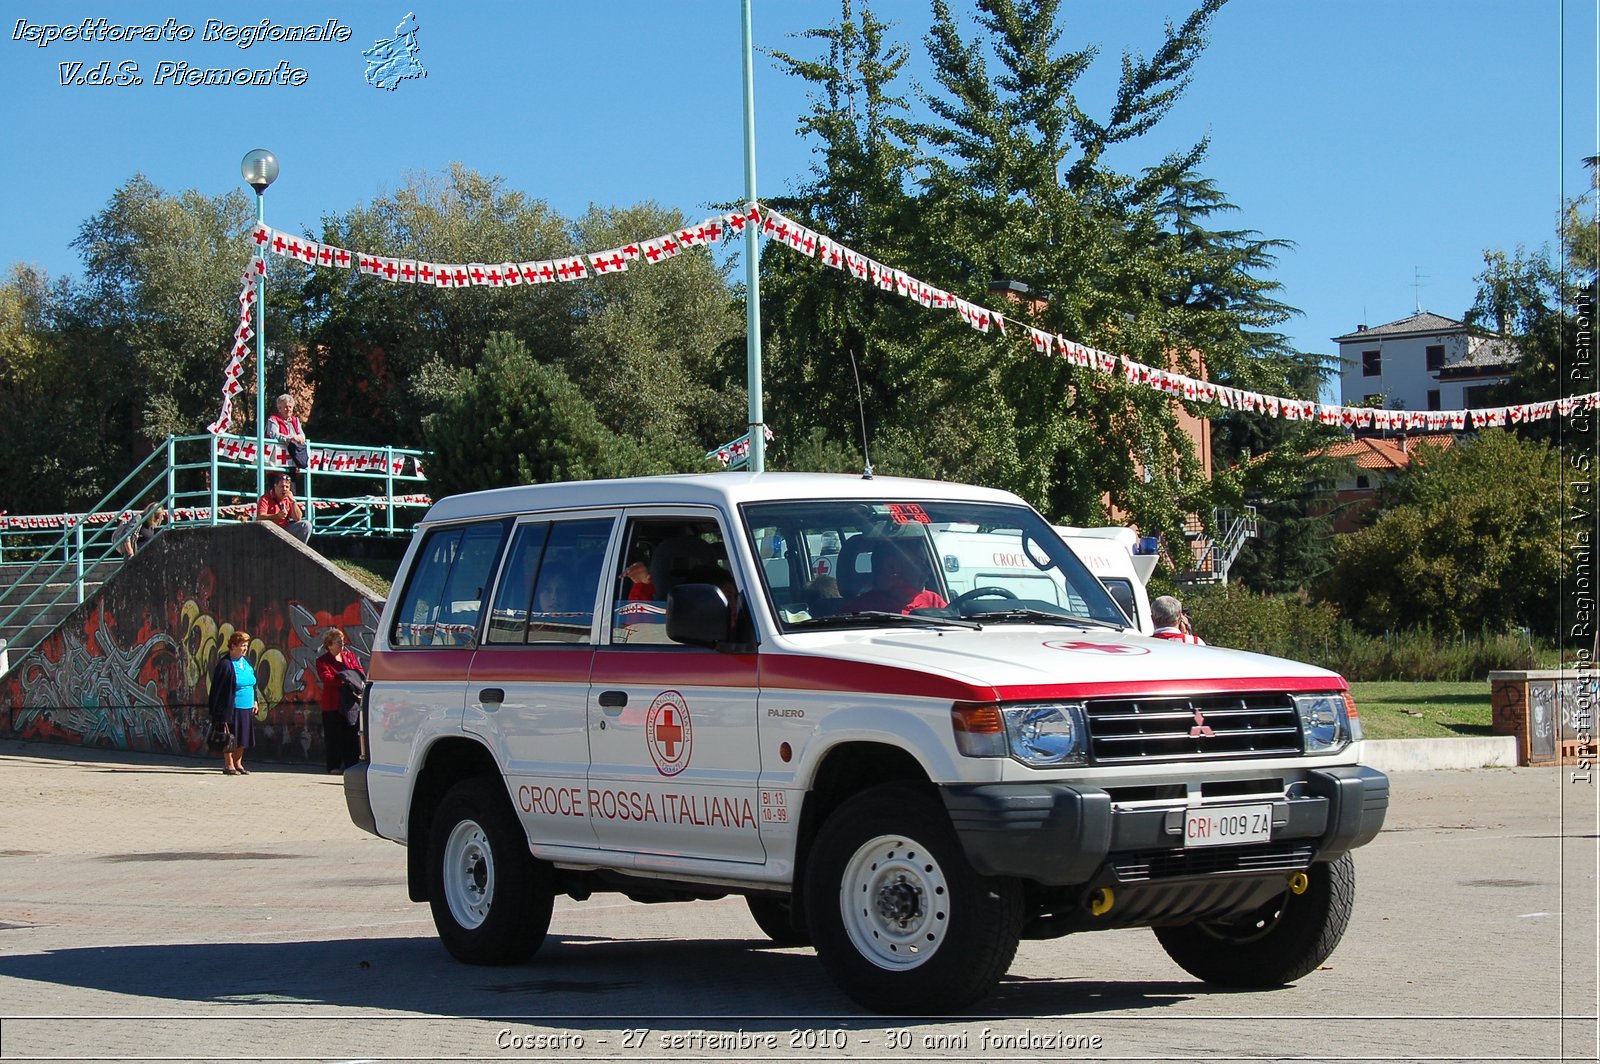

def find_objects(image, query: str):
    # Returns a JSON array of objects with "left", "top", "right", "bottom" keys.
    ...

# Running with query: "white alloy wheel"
[
  {"left": 839, "top": 832, "right": 950, "bottom": 970},
  {"left": 442, "top": 818, "right": 495, "bottom": 930}
]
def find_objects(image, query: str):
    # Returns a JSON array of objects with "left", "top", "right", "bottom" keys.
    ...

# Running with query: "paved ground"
[{"left": 0, "top": 738, "right": 1595, "bottom": 1063}]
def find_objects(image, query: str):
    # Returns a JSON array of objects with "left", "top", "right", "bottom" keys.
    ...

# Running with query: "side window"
[
  {"left": 611, "top": 516, "right": 732, "bottom": 645},
  {"left": 750, "top": 523, "right": 793, "bottom": 600},
  {"left": 391, "top": 520, "right": 510, "bottom": 647},
  {"left": 1100, "top": 577, "right": 1139, "bottom": 628},
  {"left": 526, "top": 519, "right": 611, "bottom": 643},
  {"left": 485, "top": 524, "right": 550, "bottom": 644}
]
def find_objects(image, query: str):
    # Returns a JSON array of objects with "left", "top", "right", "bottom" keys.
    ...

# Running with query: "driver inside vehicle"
[{"left": 843, "top": 542, "right": 948, "bottom": 615}]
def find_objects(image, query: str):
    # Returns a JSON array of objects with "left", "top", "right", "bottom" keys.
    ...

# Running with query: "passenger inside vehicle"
[{"left": 840, "top": 538, "right": 948, "bottom": 615}]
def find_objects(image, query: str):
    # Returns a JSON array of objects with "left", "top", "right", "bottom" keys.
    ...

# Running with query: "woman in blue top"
[{"left": 206, "top": 630, "right": 258, "bottom": 775}]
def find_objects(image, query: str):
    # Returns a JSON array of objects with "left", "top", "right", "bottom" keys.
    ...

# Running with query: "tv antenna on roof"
[{"left": 1412, "top": 266, "right": 1429, "bottom": 315}]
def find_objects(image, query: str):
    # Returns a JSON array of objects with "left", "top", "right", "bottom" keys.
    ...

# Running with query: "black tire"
[
  {"left": 427, "top": 777, "right": 553, "bottom": 965},
  {"left": 746, "top": 895, "right": 811, "bottom": 946},
  {"left": 804, "top": 784, "right": 1023, "bottom": 1014},
  {"left": 1154, "top": 853, "right": 1357, "bottom": 987}
]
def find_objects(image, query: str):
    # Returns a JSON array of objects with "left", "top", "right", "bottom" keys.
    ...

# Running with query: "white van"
[
  {"left": 1054, "top": 525, "right": 1157, "bottom": 635},
  {"left": 345, "top": 472, "right": 1386, "bottom": 1014}
]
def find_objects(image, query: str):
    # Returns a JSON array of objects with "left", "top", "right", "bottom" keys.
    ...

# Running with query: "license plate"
[{"left": 1183, "top": 803, "right": 1273, "bottom": 848}]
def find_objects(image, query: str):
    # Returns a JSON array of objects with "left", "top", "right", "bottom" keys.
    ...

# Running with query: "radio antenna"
[{"left": 847, "top": 348, "right": 874, "bottom": 479}]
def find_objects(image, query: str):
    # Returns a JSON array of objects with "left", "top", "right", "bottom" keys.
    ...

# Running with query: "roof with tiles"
[
  {"left": 1316, "top": 434, "right": 1456, "bottom": 472},
  {"left": 1331, "top": 311, "right": 1466, "bottom": 343}
]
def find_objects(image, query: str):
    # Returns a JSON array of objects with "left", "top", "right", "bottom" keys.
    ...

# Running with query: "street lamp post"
[
  {"left": 240, "top": 148, "right": 278, "bottom": 500},
  {"left": 740, "top": 0, "right": 764, "bottom": 473}
]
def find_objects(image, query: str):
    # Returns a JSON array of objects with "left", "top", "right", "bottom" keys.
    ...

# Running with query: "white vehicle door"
[
  {"left": 587, "top": 509, "right": 766, "bottom": 865},
  {"left": 467, "top": 513, "right": 618, "bottom": 850},
  {"left": 379, "top": 519, "right": 512, "bottom": 782}
]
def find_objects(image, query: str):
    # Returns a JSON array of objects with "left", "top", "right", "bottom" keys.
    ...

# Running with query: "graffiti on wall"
[
  {"left": 11, "top": 604, "right": 182, "bottom": 750},
  {"left": 2, "top": 524, "right": 383, "bottom": 761}
]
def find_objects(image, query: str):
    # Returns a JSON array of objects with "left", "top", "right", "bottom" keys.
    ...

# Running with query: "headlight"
[
  {"left": 1003, "top": 703, "right": 1087, "bottom": 766},
  {"left": 1293, "top": 692, "right": 1357, "bottom": 752},
  {"left": 952, "top": 700, "right": 1088, "bottom": 766}
]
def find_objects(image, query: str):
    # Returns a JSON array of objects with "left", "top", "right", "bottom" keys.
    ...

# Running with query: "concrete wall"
[{"left": 0, "top": 523, "right": 383, "bottom": 763}]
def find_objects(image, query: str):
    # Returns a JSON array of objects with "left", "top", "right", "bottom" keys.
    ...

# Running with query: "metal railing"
[{"left": 0, "top": 433, "right": 430, "bottom": 659}]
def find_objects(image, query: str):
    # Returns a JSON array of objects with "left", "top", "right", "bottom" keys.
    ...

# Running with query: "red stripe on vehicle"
[
  {"left": 370, "top": 649, "right": 473, "bottom": 682},
  {"left": 469, "top": 648, "right": 596, "bottom": 685},
  {"left": 994, "top": 675, "right": 1347, "bottom": 701},
  {"left": 758, "top": 655, "right": 993, "bottom": 701},
  {"left": 592, "top": 648, "right": 757, "bottom": 686}
]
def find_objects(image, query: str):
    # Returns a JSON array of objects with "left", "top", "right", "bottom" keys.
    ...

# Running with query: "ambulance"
[{"left": 345, "top": 472, "right": 1388, "bottom": 1014}]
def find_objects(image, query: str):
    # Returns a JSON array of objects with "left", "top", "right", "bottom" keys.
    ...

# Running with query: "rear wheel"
[
  {"left": 427, "top": 777, "right": 553, "bottom": 965},
  {"left": 804, "top": 785, "right": 1022, "bottom": 1014},
  {"left": 1154, "top": 853, "right": 1356, "bottom": 986},
  {"left": 746, "top": 895, "right": 810, "bottom": 946}
]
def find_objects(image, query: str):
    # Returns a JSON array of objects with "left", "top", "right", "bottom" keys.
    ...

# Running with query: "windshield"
[{"left": 742, "top": 499, "right": 1129, "bottom": 633}]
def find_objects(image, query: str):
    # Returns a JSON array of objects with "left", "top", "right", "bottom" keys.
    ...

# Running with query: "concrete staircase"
[{"left": 0, "top": 559, "right": 121, "bottom": 667}]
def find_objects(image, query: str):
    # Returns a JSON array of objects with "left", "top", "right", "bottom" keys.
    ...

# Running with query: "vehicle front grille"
[
  {"left": 1112, "top": 843, "right": 1315, "bottom": 883},
  {"left": 1085, "top": 692, "right": 1302, "bottom": 764}
]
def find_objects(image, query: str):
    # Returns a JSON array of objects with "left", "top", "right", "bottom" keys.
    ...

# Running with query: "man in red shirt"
[
  {"left": 845, "top": 542, "right": 947, "bottom": 614},
  {"left": 256, "top": 474, "right": 311, "bottom": 542}
]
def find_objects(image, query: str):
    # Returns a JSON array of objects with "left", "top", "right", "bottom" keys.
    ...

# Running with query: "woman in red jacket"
[{"left": 315, "top": 628, "right": 365, "bottom": 773}]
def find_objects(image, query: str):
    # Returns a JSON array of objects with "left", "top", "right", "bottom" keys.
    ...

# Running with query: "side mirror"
[{"left": 666, "top": 583, "right": 730, "bottom": 648}]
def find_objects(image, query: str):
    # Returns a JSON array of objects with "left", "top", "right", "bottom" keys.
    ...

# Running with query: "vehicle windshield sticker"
[
  {"left": 887, "top": 503, "right": 932, "bottom": 525},
  {"left": 646, "top": 690, "right": 693, "bottom": 776},
  {"left": 1043, "top": 640, "right": 1150, "bottom": 655}
]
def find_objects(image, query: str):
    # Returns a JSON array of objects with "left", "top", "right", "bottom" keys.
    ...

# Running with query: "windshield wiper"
[
  {"left": 964, "top": 607, "right": 1125, "bottom": 631},
  {"left": 793, "top": 611, "right": 983, "bottom": 631}
]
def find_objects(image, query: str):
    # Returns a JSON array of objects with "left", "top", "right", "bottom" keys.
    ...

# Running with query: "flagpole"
[{"left": 740, "top": 0, "right": 765, "bottom": 473}]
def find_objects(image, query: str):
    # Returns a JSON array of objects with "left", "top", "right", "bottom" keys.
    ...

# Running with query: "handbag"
[{"left": 206, "top": 719, "right": 233, "bottom": 752}]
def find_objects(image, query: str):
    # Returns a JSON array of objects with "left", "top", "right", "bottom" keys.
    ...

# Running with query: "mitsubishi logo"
[{"left": 1189, "top": 709, "right": 1215, "bottom": 738}]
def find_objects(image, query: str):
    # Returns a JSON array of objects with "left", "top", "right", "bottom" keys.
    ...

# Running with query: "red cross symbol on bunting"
[{"left": 646, "top": 691, "right": 693, "bottom": 776}]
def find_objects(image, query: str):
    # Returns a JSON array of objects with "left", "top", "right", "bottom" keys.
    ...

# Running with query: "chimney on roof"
[
  {"left": 1396, "top": 434, "right": 1407, "bottom": 455},
  {"left": 1497, "top": 309, "right": 1510, "bottom": 336},
  {"left": 1355, "top": 324, "right": 1366, "bottom": 332}
]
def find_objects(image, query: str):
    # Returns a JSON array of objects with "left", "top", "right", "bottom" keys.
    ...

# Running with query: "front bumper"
[{"left": 941, "top": 764, "right": 1389, "bottom": 888}]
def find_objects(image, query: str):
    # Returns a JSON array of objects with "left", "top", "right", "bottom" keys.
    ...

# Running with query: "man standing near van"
[{"left": 1151, "top": 595, "right": 1205, "bottom": 644}]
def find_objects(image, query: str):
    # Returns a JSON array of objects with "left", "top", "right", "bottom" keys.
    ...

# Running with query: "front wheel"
[
  {"left": 804, "top": 785, "right": 1022, "bottom": 1014},
  {"left": 1154, "top": 853, "right": 1356, "bottom": 987},
  {"left": 427, "top": 777, "right": 553, "bottom": 965}
]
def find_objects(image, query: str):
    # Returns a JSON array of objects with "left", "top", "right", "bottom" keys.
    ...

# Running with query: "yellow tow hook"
[
  {"left": 1287, "top": 872, "right": 1310, "bottom": 895},
  {"left": 1088, "top": 887, "right": 1115, "bottom": 917}
]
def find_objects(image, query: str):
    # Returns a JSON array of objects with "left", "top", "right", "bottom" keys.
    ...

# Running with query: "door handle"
[
  {"left": 597, "top": 690, "right": 627, "bottom": 714},
  {"left": 479, "top": 687, "right": 505, "bottom": 706}
]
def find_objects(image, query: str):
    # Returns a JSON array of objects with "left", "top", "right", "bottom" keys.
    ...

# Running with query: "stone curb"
[{"left": 1360, "top": 735, "right": 1519, "bottom": 772}]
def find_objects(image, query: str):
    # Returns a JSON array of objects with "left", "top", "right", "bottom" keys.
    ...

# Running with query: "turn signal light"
[{"left": 952, "top": 701, "right": 1006, "bottom": 757}]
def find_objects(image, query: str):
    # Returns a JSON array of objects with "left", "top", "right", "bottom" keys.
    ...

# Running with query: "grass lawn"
[
  {"left": 330, "top": 558, "right": 396, "bottom": 596},
  {"left": 1347, "top": 681, "right": 1495, "bottom": 741}
]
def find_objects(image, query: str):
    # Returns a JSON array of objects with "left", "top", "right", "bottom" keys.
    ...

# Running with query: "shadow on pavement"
[{"left": 0, "top": 932, "right": 1214, "bottom": 1024}]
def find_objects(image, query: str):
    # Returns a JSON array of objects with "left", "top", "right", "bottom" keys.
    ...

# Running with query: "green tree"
[
  {"left": 1467, "top": 156, "right": 1599, "bottom": 433},
  {"left": 66, "top": 175, "right": 256, "bottom": 446},
  {"left": 420, "top": 332, "right": 712, "bottom": 498},
  {"left": 565, "top": 203, "right": 747, "bottom": 448},
  {"left": 1321, "top": 432, "right": 1563, "bottom": 635},
  {"left": 763, "top": 0, "right": 1314, "bottom": 556},
  {"left": 0, "top": 265, "right": 122, "bottom": 512},
  {"left": 300, "top": 164, "right": 578, "bottom": 445}
]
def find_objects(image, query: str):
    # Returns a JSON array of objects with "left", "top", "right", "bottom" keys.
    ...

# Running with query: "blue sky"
[{"left": 1, "top": 1, "right": 1594, "bottom": 406}]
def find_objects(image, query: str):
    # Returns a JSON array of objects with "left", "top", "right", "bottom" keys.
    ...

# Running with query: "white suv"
[{"left": 345, "top": 472, "right": 1387, "bottom": 1013}]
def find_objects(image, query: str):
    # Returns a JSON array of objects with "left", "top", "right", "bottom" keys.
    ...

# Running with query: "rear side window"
[
  {"left": 486, "top": 518, "right": 612, "bottom": 645},
  {"left": 390, "top": 520, "right": 510, "bottom": 647}
]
